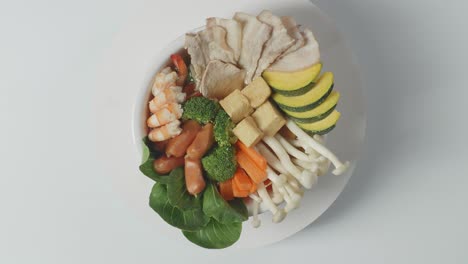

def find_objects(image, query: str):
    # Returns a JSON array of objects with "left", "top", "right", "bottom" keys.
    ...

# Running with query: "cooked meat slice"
[
  {"left": 267, "top": 28, "right": 320, "bottom": 72},
  {"left": 206, "top": 17, "right": 242, "bottom": 62},
  {"left": 200, "top": 60, "right": 246, "bottom": 99},
  {"left": 281, "top": 16, "right": 305, "bottom": 56},
  {"left": 198, "top": 26, "right": 236, "bottom": 65},
  {"left": 255, "top": 10, "right": 295, "bottom": 77},
  {"left": 185, "top": 33, "right": 206, "bottom": 86},
  {"left": 234, "top": 12, "right": 272, "bottom": 84}
]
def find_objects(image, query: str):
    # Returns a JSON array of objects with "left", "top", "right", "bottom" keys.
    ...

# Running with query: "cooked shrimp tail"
[
  {"left": 152, "top": 67, "right": 178, "bottom": 95},
  {"left": 147, "top": 103, "right": 183, "bottom": 128},
  {"left": 148, "top": 120, "right": 182, "bottom": 142},
  {"left": 149, "top": 87, "right": 186, "bottom": 113}
]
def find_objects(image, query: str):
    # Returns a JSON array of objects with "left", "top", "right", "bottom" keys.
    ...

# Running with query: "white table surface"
[{"left": 1, "top": 0, "right": 467, "bottom": 263}]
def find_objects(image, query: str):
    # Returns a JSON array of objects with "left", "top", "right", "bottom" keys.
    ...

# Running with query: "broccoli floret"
[
  {"left": 182, "top": 97, "right": 220, "bottom": 124},
  {"left": 213, "top": 110, "right": 237, "bottom": 147},
  {"left": 201, "top": 145, "right": 237, "bottom": 182}
]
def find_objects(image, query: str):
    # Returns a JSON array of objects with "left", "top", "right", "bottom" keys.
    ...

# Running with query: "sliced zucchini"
[
  {"left": 297, "top": 110, "right": 341, "bottom": 135},
  {"left": 271, "top": 79, "right": 315, "bottom": 96},
  {"left": 283, "top": 91, "right": 340, "bottom": 123},
  {"left": 273, "top": 72, "right": 334, "bottom": 112},
  {"left": 263, "top": 63, "right": 322, "bottom": 92}
]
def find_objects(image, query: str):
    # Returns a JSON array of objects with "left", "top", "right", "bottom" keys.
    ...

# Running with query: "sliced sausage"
[
  {"left": 184, "top": 158, "right": 206, "bottom": 196},
  {"left": 153, "top": 156, "right": 185, "bottom": 174},
  {"left": 186, "top": 123, "right": 214, "bottom": 159},
  {"left": 166, "top": 120, "right": 201, "bottom": 157}
]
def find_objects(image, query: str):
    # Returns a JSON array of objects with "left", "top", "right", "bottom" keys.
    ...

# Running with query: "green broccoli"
[
  {"left": 182, "top": 97, "right": 220, "bottom": 124},
  {"left": 201, "top": 145, "right": 237, "bottom": 182},
  {"left": 213, "top": 110, "right": 237, "bottom": 147}
]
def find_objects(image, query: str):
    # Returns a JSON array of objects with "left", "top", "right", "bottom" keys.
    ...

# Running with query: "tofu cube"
[
  {"left": 241, "top": 77, "right": 272, "bottom": 108},
  {"left": 251, "top": 101, "right": 286, "bottom": 136},
  {"left": 233, "top": 116, "right": 264, "bottom": 147},
  {"left": 219, "top": 89, "right": 253, "bottom": 123}
]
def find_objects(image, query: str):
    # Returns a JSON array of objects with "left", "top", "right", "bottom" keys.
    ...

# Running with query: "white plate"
[{"left": 96, "top": 0, "right": 366, "bottom": 249}]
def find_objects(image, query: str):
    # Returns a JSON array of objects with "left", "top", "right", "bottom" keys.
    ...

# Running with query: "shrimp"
[
  {"left": 148, "top": 120, "right": 182, "bottom": 142},
  {"left": 149, "top": 86, "right": 186, "bottom": 113},
  {"left": 152, "top": 67, "right": 178, "bottom": 95},
  {"left": 147, "top": 103, "right": 183, "bottom": 128}
]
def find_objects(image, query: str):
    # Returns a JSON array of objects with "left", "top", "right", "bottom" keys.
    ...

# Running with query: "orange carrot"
[
  {"left": 232, "top": 180, "right": 250, "bottom": 198},
  {"left": 233, "top": 168, "right": 252, "bottom": 191},
  {"left": 219, "top": 179, "right": 234, "bottom": 201},
  {"left": 249, "top": 178, "right": 258, "bottom": 194},
  {"left": 236, "top": 151, "right": 267, "bottom": 184},
  {"left": 236, "top": 141, "right": 267, "bottom": 170}
]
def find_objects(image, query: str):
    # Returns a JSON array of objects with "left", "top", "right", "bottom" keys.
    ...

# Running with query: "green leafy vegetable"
[
  {"left": 203, "top": 183, "right": 248, "bottom": 224},
  {"left": 139, "top": 138, "right": 174, "bottom": 184},
  {"left": 201, "top": 145, "right": 237, "bottom": 182},
  {"left": 213, "top": 110, "right": 237, "bottom": 147},
  {"left": 182, "top": 97, "right": 220, "bottom": 124},
  {"left": 149, "top": 183, "right": 209, "bottom": 231},
  {"left": 182, "top": 219, "right": 242, "bottom": 249},
  {"left": 187, "top": 66, "right": 195, "bottom": 83},
  {"left": 166, "top": 167, "right": 203, "bottom": 210}
]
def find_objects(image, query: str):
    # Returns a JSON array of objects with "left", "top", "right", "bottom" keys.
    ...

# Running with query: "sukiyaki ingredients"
[
  {"left": 153, "top": 156, "right": 185, "bottom": 174},
  {"left": 240, "top": 77, "right": 272, "bottom": 108},
  {"left": 185, "top": 33, "right": 206, "bottom": 86},
  {"left": 201, "top": 145, "right": 237, "bottom": 182},
  {"left": 166, "top": 120, "right": 201, "bottom": 158},
  {"left": 267, "top": 28, "right": 320, "bottom": 72},
  {"left": 213, "top": 109, "right": 237, "bottom": 147},
  {"left": 233, "top": 12, "right": 272, "bottom": 84},
  {"left": 152, "top": 67, "right": 178, "bottom": 95},
  {"left": 251, "top": 101, "right": 286, "bottom": 136},
  {"left": 186, "top": 123, "right": 215, "bottom": 160},
  {"left": 148, "top": 120, "right": 183, "bottom": 142},
  {"left": 184, "top": 158, "right": 206, "bottom": 196},
  {"left": 182, "top": 96, "right": 220, "bottom": 124},
  {"left": 236, "top": 148, "right": 267, "bottom": 184},
  {"left": 149, "top": 86, "right": 186, "bottom": 113},
  {"left": 206, "top": 17, "right": 242, "bottom": 61},
  {"left": 198, "top": 26, "right": 236, "bottom": 64},
  {"left": 232, "top": 116, "right": 263, "bottom": 148},
  {"left": 200, "top": 60, "right": 245, "bottom": 99},
  {"left": 219, "top": 89, "right": 253, "bottom": 124},
  {"left": 255, "top": 10, "right": 294, "bottom": 77},
  {"left": 286, "top": 120, "right": 350, "bottom": 175},
  {"left": 146, "top": 103, "right": 183, "bottom": 128},
  {"left": 280, "top": 16, "right": 305, "bottom": 56},
  {"left": 170, "top": 54, "right": 188, "bottom": 86}
]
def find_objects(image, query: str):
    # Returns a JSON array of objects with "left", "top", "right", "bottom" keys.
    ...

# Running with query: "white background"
[{"left": 1, "top": 0, "right": 467, "bottom": 263}]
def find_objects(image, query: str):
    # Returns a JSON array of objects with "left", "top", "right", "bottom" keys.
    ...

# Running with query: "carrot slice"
[
  {"left": 236, "top": 151, "right": 267, "bottom": 184},
  {"left": 249, "top": 178, "right": 258, "bottom": 194},
  {"left": 219, "top": 179, "right": 234, "bottom": 201},
  {"left": 232, "top": 180, "right": 250, "bottom": 198},
  {"left": 233, "top": 168, "right": 252, "bottom": 191},
  {"left": 236, "top": 141, "right": 267, "bottom": 170}
]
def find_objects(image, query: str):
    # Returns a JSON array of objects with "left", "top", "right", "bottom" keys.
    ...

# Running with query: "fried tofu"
[
  {"left": 251, "top": 101, "right": 286, "bottom": 136},
  {"left": 233, "top": 116, "right": 264, "bottom": 147},
  {"left": 241, "top": 77, "right": 272, "bottom": 108},
  {"left": 219, "top": 89, "right": 253, "bottom": 123}
]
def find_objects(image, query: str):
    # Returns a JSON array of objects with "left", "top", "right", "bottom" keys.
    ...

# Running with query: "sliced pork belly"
[
  {"left": 199, "top": 60, "right": 246, "bottom": 99},
  {"left": 206, "top": 17, "right": 242, "bottom": 62},
  {"left": 267, "top": 28, "right": 320, "bottom": 72},
  {"left": 234, "top": 12, "right": 272, "bottom": 84},
  {"left": 281, "top": 16, "right": 305, "bottom": 56},
  {"left": 198, "top": 26, "right": 236, "bottom": 65},
  {"left": 185, "top": 33, "right": 207, "bottom": 86},
  {"left": 254, "top": 10, "right": 295, "bottom": 78}
]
